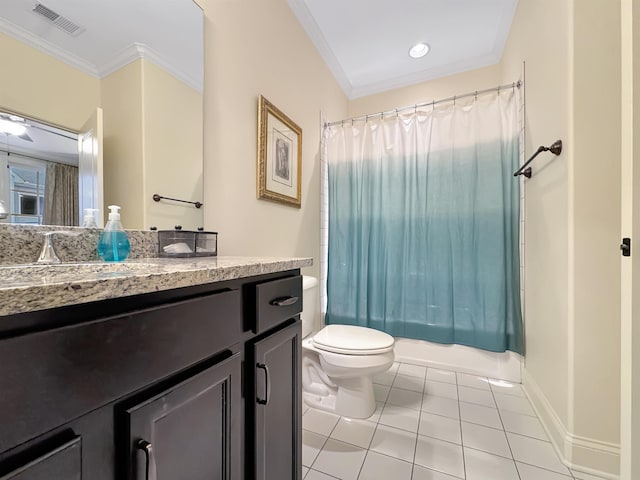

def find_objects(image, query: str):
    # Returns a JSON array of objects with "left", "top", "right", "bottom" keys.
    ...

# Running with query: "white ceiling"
[
  {"left": 0, "top": 0, "right": 203, "bottom": 92},
  {"left": 288, "top": 0, "right": 518, "bottom": 99}
]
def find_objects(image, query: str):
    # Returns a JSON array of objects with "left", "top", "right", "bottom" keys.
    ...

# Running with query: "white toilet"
[{"left": 301, "top": 276, "right": 395, "bottom": 419}]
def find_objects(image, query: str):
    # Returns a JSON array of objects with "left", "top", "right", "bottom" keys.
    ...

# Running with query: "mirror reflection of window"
[
  {"left": 0, "top": 112, "right": 79, "bottom": 226},
  {"left": 8, "top": 161, "right": 46, "bottom": 224}
]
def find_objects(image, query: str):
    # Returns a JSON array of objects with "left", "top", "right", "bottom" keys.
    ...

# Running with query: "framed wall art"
[{"left": 257, "top": 95, "right": 302, "bottom": 208}]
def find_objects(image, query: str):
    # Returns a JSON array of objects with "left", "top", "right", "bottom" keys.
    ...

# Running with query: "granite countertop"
[{"left": 0, "top": 256, "right": 313, "bottom": 317}]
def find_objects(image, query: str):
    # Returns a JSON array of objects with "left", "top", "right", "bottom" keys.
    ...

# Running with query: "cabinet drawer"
[
  {"left": 255, "top": 276, "right": 302, "bottom": 334},
  {"left": 0, "top": 289, "right": 242, "bottom": 453},
  {"left": 0, "top": 436, "right": 81, "bottom": 480}
]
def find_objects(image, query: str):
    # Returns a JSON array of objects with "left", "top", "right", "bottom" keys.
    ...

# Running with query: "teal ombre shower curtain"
[{"left": 325, "top": 90, "right": 523, "bottom": 354}]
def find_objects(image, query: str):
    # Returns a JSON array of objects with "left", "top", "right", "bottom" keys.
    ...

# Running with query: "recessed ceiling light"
[{"left": 409, "top": 42, "right": 430, "bottom": 59}]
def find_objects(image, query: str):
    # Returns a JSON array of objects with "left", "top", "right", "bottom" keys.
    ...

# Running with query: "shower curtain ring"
[
  {"left": 474, "top": 91, "right": 478, "bottom": 101},
  {"left": 453, "top": 95, "right": 456, "bottom": 105},
  {"left": 498, "top": 86, "right": 501, "bottom": 95}
]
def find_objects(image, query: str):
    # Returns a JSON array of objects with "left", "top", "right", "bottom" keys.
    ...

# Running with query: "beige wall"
[
  {"left": 348, "top": 64, "right": 501, "bottom": 117},
  {"left": 101, "top": 61, "right": 145, "bottom": 229},
  {"left": 0, "top": 32, "right": 100, "bottom": 131},
  {"left": 571, "top": 0, "right": 621, "bottom": 465},
  {"left": 198, "top": 0, "right": 348, "bottom": 278},
  {"left": 501, "top": 0, "right": 573, "bottom": 442},
  {"left": 142, "top": 60, "right": 204, "bottom": 230},
  {"left": 503, "top": 0, "right": 621, "bottom": 474},
  {"left": 101, "top": 59, "right": 204, "bottom": 230}
]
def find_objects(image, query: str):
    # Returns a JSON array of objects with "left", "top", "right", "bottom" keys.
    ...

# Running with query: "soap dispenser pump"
[{"left": 97, "top": 205, "right": 130, "bottom": 262}]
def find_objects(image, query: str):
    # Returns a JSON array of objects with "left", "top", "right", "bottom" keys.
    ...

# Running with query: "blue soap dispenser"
[{"left": 98, "top": 205, "right": 130, "bottom": 262}]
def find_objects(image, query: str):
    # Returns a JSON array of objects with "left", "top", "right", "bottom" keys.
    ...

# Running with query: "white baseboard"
[{"left": 522, "top": 369, "right": 620, "bottom": 479}]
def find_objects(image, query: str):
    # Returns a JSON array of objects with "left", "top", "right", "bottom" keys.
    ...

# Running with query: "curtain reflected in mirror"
[{"left": 44, "top": 163, "right": 79, "bottom": 226}]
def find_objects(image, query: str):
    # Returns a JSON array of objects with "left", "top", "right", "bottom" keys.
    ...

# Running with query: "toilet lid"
[{"left": 312, "top": 325, "right": 394, "bottom": 355}]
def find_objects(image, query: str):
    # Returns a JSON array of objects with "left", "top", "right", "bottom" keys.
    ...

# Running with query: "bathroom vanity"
[{"left": 0, "top": 257, "right": 310, "bottom": 479}]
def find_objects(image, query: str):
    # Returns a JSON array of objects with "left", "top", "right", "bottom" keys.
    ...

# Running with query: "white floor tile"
[
  {"left": 488, "top": 379, "right": 526, "bottom": 398},
  {"left": 425, "top": 381, "right": 459, "bottom": 400},
  {"left": 459, "top": 402, "right": 502, "bottom": 429},
  {"left": 463, "top": 447, "right": 519, "bottom": 480},
  {"left": 517, "top": 462, "right": 572, "bottom": 479},
  {"left": 387, "top": 387, "right": 423, "bottom": 410},
  {"left": 304, "top": 408, "right": 341, "bottom": 436},
  {"left": 373, "top": 370, "right": 397, "bottom": 386},
  {"left": 374, "top": 384, "right": 391, "bottom": 403},
  {"left": 493, "top": 392, "right": 536, "bottom": 417},
  {"left": 380, "top": 404, "right": 421, "bottom": 432},
  {"left": 418, "top": 411, "right": 462, "bottom": 445},
  {"left": 421, "top": 394, "right": 460, "bottom": 420},
  {"left": 411, "top": 464, "right": 463, "bottom": 479},
  {"left": 302, "top": 466, "right": 309, "bottom": 478},
  {"left": 456, "top": 373, "right": 491, "bottom": 391},
  {"left": 358, "top": 451, "right": 413, "bottom": 480},
  {"left": 414, "top": 435, "right": 465, "bottom": 478},
  {"left": 388, "top": 362, "right": 400, "bottom": 374},
  {"left": 369, "top": 424, "right": 418, "bottom": 463},
  {"left": 393, "top": 374, "right": 426, "bottom": 393},
  {"left": 303, "top": 430, "right": 328, "bottom": 467},
  {"left": 506, "top": 433, "right": 570, "bottom": 475},
  {"left": 313, "top": 438, "right": 367, "bottom": 480},
  {"left": 398, "top": 363, "right": 428, "bottom": 379},
  {"left": 499, "top": 410, "right": 549, "bottom": 441},
  {"left": 331, "top": 417, "right": 376, "bottom": 449},
  {"left": 306, "top": 469, "right": 340, "bottom": 480},
  {"left": 570, "top": 469, "right": 611, "bottom": 480},
  {"left": 458, "top": 386, "right": 495, "bottom": 408},
  {"left": 426, "top": 368, "right": 457, "bottom": 385},
  {"left": 461, "top": 422, "right": 512, "bottom": 458}
]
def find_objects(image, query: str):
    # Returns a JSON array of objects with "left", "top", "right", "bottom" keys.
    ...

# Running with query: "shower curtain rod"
[{"left": 325, "top": 80, "right": 522, "bottom": 128}]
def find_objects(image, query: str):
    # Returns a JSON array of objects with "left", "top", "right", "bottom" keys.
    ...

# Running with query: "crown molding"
[
  {"left": 99, "top": 43, "right": 203, "bottom": 93},
  {"left": 0, "top": 16, "right": 99, "bottom": 77},
  {"left": 287, "top": 0, "right": 353, "bottom": 98},
  {"left": 0, "top": 18, "right": 202, "bottom": 93}
]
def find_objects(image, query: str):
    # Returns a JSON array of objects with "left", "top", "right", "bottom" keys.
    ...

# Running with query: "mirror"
[{"left": 0, "top": 0, "right": 204, "bottom": 229}]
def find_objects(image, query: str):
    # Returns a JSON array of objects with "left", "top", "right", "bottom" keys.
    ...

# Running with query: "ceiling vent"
[{"left": 31, "top": 3, "right": 85, "bottom": 37}]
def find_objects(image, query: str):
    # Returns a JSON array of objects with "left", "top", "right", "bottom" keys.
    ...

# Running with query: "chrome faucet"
[{"left": 37, "top": 231, "right": 78, "bottom": 264}]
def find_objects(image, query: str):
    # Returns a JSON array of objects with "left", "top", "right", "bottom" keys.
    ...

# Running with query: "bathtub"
[{"left": 393, "top": 337, "right": 522, "bottom": 383}]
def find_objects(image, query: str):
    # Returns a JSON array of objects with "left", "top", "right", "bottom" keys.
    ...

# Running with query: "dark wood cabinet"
[
  {"left": 0, "top": 271, "right": 302, "bottom": 480},
  {"left": 248, "top": 321, "right": 302, "bottom": 480},
  {"left": 122, "top": 352, "right": 241, "bottom": 480},
  {"left": 0, "top": 437, "right": 81, "bottom": 480}
]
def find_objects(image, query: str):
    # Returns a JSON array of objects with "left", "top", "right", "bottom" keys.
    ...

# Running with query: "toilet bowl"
[{"left": 301, "top": 276, "right": 395, "bottom": 419}]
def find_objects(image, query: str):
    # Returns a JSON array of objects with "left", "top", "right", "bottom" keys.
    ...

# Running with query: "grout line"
[
  {"left": 454, "top": 371, "right": 468, "bottom": 479},
  {"left": 490, "top": 380, "right": 522, "bottom": 480}
]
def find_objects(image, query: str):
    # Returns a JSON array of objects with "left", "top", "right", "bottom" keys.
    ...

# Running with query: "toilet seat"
[{"left": 312, "top": 325, "right": 394, "bottom": 355}]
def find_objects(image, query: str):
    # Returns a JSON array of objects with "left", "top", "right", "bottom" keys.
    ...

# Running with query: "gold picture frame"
[{"left": 257, "top": 95, "right": 302, "bottom": 208}]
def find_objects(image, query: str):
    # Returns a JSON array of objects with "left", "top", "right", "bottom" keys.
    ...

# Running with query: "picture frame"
[{"left": 257, "top": 95, "right": 302, "bottom": 208}]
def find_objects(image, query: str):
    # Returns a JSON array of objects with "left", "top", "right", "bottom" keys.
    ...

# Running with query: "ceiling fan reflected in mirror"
[{"left": 0, "top": 114, "right": 33, "bottom": 142}]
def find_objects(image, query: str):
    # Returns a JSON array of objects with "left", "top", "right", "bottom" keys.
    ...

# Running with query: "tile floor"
[{"left": 302, "top": 362, "right": 609, "bottom": 480}]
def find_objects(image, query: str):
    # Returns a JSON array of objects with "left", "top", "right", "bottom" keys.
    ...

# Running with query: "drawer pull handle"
[
  {"left": 137, "top": 440, "right": 157, "bottom": 480},
  {"left": 270, "top": 296, "right": 299, "bottom": 307},
  {"left": 256, "top": 363, "right": 271, "bottom": 405}
]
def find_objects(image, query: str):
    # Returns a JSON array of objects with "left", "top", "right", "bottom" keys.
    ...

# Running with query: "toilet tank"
[{"left": 301, "top": 276, "right": 319, "bottom": 337}]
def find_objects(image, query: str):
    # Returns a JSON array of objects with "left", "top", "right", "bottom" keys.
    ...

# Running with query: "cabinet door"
[
  {"left": 251, "top": 321, "right": 301, "bottom": 480},
  {"left": 0, "top": 437, "right": 81, "bottom": 480},
  {"left": 123, "top": 353, "right": 241, "bottom": 480}
]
